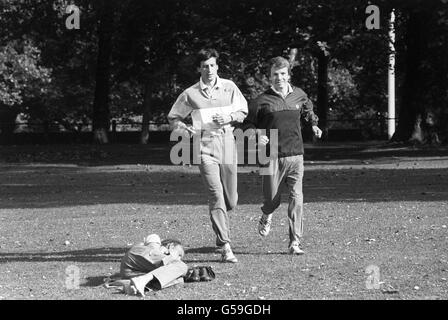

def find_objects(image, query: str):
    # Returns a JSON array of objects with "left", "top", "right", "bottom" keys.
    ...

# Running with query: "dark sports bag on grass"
[{"left": 184, "top": 266, "right": 215, "bottom": 282}]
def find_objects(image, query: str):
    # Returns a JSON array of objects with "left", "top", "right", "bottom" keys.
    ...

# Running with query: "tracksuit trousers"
[
  {"left": 120, "top": 260, "right": 188, "bottom": 290},
  {"left": 261, "top": 155, "right": 304, "bottom": 244},
  {"left": 199, "top": 130, "right": 238, "bottom": 247}
]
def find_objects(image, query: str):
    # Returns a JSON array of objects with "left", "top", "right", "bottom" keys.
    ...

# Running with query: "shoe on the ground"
[
  {"left": 288, "top": 241, "right": 305, "bottom": 255},
  {"left": 258, "top": 214, "right": 272, "bottom": 237},
  {"left": 184, "top": 267, "right": 201, "bottom": 282},
  {"left": 221, "top": 243, "right": 238, "bottom": 263},
  {"left": 199, "top": 267, "right": 213, "bottom": 281}
]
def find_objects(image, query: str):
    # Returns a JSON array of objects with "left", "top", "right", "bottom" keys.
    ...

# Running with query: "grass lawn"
[{"left": 0, "top": 142, "right": 447, "bottom": 300}]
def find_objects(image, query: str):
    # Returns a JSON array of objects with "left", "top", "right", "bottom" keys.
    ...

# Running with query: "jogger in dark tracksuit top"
[{"left": 245, "top": 56, "right": 322, "bottom": 255}]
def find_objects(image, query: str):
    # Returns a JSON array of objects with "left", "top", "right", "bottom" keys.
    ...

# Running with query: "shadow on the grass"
[
  {"left": 185, "top": 246, "right": 217, "bottom": 254},
  {"left": 1, "top": 142, "right": 447, "bottom": 166},
  {"left": 83, "top": 275, "right": 110, "bottom": 287},
  {"left": 0, "top": 247, "right": 126, "bottom": 263},
  {"left": 82, "top": 272, "right": 129, "bottom": 288},
  {"left": 1, "top": 141, "right": 448, "bottom": 209},
  {"left": 0, "top": 167, "right": 447, "bottom": 210}
]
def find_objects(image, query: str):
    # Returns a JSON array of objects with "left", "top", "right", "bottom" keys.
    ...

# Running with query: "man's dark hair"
[
  {"left": 161, "top": 238, "right": 182, "bottom": 247},
  {"left": 267, "top": 56, "right": 291, "bottom": 75},
  {"left": 162, "top": 238, "right": 184, "bottom": 258},
  {"left": 196, "top": 48, "right": 219, "bottom": 66}
]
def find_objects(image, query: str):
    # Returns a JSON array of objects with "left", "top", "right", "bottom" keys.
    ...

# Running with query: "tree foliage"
[
  {"left": 0, "top": 39, "right": 52, "bottom": 106},
  {"left": 0, "top": 0, "right": 447, "bottom": 143}
]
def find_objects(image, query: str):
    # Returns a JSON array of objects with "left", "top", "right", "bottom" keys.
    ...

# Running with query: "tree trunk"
[
  {"left": 392, "top": 10, "right": 428, "bottom": 142},
  {"left": 317, "top": 48, "right": 329, "bottom": 140},
  {"left": 0, "top": 106, "right": 17, "bottom": 145},
  {"left": 92, "top": 0, "right": 114, "bottom": 144},
  {"left": 140, "top": 83, "right": 152, "bottom": 144}
]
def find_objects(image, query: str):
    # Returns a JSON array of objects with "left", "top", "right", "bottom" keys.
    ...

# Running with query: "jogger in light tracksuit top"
[{"left": 168, "top": 48, "right": 248, "bottom": 263}]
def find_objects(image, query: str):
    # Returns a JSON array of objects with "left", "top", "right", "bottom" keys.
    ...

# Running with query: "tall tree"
[
  {"left": 392, "top": 9, "right": 428, "bottom": 142},
  {"left": 92, "top": 0, "right": 115, "bottom": 144},
  {"left": 391, "top": 0, "right": 448, "bottom": 143}
]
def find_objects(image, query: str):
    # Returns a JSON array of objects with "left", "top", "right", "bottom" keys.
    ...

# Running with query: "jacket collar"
[
  {"left": 269, "top": 83, "right": 293, "bottom": 98},
  {"left": 199, "top": 76, "right": 222, "bottom": 91}
]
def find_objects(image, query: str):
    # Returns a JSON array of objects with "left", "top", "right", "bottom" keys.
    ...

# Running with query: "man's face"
[
  {"left": 199, "top": 57, "right": 218, "bottom": 84},
  {"left": 270, "top": 66, "right": 290, "bottom": 91},
  {"left": 166, "top": 243, "right": 184, "bottom": 258}
]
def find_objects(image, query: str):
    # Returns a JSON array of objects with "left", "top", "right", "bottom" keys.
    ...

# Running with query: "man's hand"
[
  {"left": 180, "top": 125, "right": 196, "bottom": 138},
  {"left": 312, "top": 125, "right": 322, "bottom": 139},
  {"left": 212, "top": 114, "right": 232, "bottom": 125},
  {"left": 175, "top": 122, "right": 197, "bottom": 138},
  {"left": 184, "top": 125, "right": 197, "bottom": 137},
  {"left": 259, "top": 135, "right": 269, "bottom": 146},
  {"left": 168, "top": 247, "right": 181, "bottom": 261}
]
